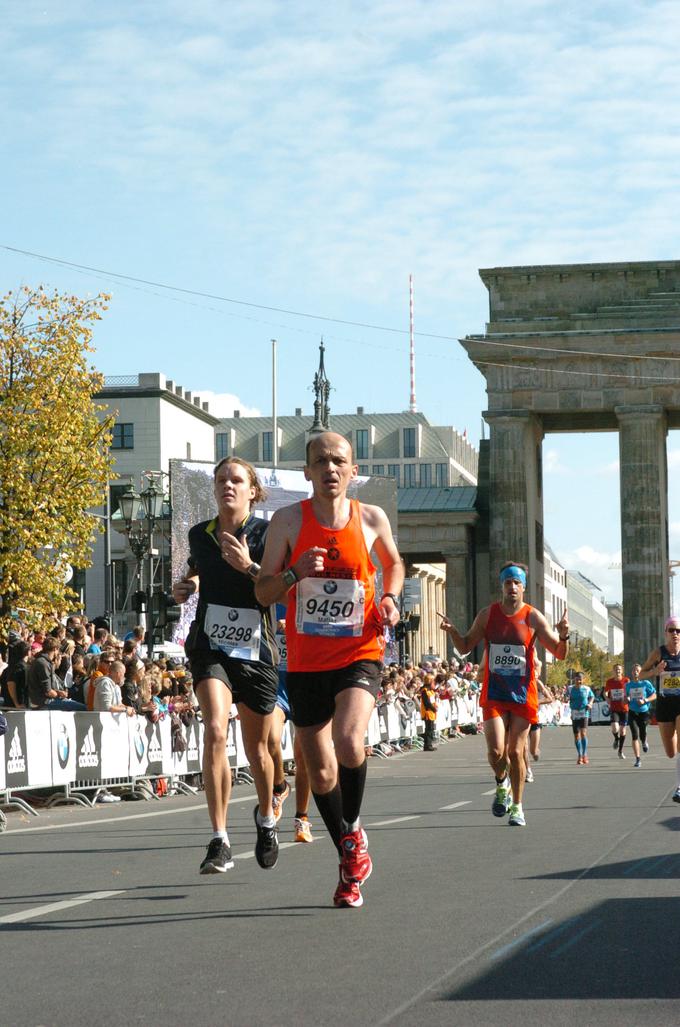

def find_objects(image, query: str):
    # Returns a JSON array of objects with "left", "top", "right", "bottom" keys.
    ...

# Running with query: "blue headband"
[{"left": 500, "top": 565, "right": 527, "bottom": 587}]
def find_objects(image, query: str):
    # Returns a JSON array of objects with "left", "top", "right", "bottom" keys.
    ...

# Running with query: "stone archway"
[{"left": 461, "top": 260, "right": 680, "bottom": 667}]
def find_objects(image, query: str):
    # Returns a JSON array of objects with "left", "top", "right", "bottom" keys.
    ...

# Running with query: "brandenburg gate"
[{"left": 460, "top": 260, "right": 680, "bottom": 668}]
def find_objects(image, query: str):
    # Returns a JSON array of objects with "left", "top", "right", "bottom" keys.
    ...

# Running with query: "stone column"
[
  {"left": 485, "top": 410, "right": 545, "bottom": 611},
  {"left": 444, "top": 544, "right": 472, "bottom": 659},
  {"left": 616, "top": 405, "right": 669, "bottom": 667}
]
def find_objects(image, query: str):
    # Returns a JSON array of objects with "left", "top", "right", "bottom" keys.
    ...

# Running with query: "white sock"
[
  {"left": 213, "top": 830, "right": 229, "bottom": 845},
  {"left": 256, "top": 811, "right": 276, "bottom": 829}
]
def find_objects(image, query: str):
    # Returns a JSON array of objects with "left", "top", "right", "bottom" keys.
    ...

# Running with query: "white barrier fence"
[{"left": 0, "top": 706, "right": 295, "bottom": 806}]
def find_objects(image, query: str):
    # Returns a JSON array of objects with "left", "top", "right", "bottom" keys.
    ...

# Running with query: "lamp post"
[{"left": 118, "top": 474, "right": 168, "bottom": 662}]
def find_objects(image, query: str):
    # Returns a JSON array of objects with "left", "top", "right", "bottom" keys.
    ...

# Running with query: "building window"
[
  {"left": 111, "top": 423, "right": 134, "bottom": 449},
  {"left": 358, "top": 464, "right": 369, "bottom": 475},
  {"left": 387, "top": 464, "right": 401, "bottom": 486},
  {"left": 403, "top": 427, "right": 416, "bottom": 458},
  {"left": 215, "top": 433, "right": 229, "bottom": 460},
  {"left": 262, "top": 431, "right": 272, "bottom": 463},
  {"left": 435, "top": 463, "right": 448, "bottom": 486},
  {"left": 356, "top": 429, "right": 369, "bottom": 460},
  {"left": 419, "top": 463, "right": 432, "bottom": 487},
  {"left": 372, "top": 464, "right": 384, "bottom": 475},
  {"left": 404, "top": 463, "right": 417, "bottom": 487},
  {"left": 112, "top": 558, "right": 129, "bottom": 613},
  {"left": 109, "top": 484, "right": 133, "bottom": 516}
]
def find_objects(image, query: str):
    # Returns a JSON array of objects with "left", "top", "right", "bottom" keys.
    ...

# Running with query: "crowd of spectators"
[
  {"left": 372, "top": 655, "right": 484, "bottom": 754},
  {"left": 0, "top": 615, "right": 199, "bottom": 724}
]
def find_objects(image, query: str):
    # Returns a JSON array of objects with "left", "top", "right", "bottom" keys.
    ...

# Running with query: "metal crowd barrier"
[{"left": 0, "top": 705, "right": 298, "bottom": 819}]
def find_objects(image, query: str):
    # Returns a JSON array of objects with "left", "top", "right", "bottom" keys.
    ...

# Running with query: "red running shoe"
[
  {"left": 340, "top": 827, "right": 372, "bottom": 885},
  {"left": 582, "top": 755, "right": 589, "bottom": 765},
  {"left": 333, "top": 875, "right": 363, "bottom": 908}
]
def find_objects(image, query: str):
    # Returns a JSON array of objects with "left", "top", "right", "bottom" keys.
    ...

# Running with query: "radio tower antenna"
[{"left": 408, "top": 273, "right": 417, "bottom": 412}]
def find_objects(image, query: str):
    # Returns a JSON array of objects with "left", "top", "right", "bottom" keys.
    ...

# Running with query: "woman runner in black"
[
  {"left": 172, "top": 457, "right": 279, "bottom": 873},
  {"left": 640, "top": 615, "right": 680, "bottom": 803}
]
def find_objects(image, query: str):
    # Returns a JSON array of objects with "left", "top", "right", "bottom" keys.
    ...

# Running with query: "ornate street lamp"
[{"left": 118, "top": 475, "right": 168, "bottom": 661}]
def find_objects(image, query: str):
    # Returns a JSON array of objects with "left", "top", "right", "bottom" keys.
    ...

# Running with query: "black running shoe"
[
  {"left": 199, "top": 837, "right": 234, "bottom": 875},
  {"left": 253, "top": 805, "right": 279, "bottom": 869}
]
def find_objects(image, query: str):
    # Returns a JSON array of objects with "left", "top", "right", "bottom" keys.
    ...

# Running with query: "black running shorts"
[
  {"left": 286, "top": 659, "right": 382, "bottom": 727},
  {"left": 189, "top": 652, "right": 278, "bottom": 715},
  {"left": 655, "top": 695, "right": 680, "bottom": 723}
]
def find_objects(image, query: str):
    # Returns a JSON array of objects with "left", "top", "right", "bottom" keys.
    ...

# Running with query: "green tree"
[
  {"left": 0, "top": 286, "right": 115, "bottom": 635},
  {"left": 546, "top": 635, "right": 624, "bottom": 692}
]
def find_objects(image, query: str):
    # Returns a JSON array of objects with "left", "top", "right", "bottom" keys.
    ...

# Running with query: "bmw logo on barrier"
[
  {"left": 228, "top": 609, "right": 239, "bottom": 622},
  {"left": 57, "top": 723, "right": 70, "bottom": 769},
  {"left": 323, "top": 581, "right": 338, "bottom": 594},
  {"left": 134, "top": 723, "right": 145, "bottom": 761}
]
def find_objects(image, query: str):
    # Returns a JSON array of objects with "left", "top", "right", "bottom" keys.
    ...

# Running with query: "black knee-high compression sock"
[
  {"left": 338, "top": 760, "right": 368, "bottom": 830},
  {"left": 312, "top": 784, "right": 344, "bottom": 853}
]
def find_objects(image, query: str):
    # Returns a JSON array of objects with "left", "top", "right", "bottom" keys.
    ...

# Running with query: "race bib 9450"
[{"left": 296, "top": 578, "right": 364, "bottom": 637}]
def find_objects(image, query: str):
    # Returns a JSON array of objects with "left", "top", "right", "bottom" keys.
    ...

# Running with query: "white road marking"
[
  {"left": 367, "top": 816, "right": 420, "bottom": 827},
  {"left": 482, "top": 788, "right": 496, "bottom": 795},
  {"left": 1, "top": 793, "right": 254, "bottom": 835},
  {"left": 439, "top": 801, "right": 472, "bottom": 810},
  {"left": 0, "top": 890, "right": 125, "bottom": 924},
  {"left": 233, "top": 840, "right": 309, "bottom": 861}
]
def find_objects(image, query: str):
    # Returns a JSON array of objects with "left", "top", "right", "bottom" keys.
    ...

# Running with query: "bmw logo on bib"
[
  {"left": 228, "top": 609, "right": 239, "bottom": 622},
  {"left": 324, "top": 581, "right": 338, "bottom": 594}
]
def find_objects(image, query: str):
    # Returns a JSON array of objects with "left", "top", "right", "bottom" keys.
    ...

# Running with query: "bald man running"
[{"left": 256, "top": 432, "right": 403, "bottom": 908}]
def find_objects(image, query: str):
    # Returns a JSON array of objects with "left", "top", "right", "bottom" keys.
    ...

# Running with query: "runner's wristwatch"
[
  {"left": 282, "top": 567, "right": 298, "bottom": 588},
  {"left": 381, "top": 593, "right": 400, "bottom": 606}
]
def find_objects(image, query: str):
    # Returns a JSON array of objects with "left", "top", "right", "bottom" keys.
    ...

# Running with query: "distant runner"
[
  {"left": 441, "top": 562, "right": 569, "bottom": 827},
  {"left": 626, "top": 663, "right": 656, "bottom": 768},
  {"left": 640, "top": 616, "right": 680, "bottom": 801},
  {"left": 568, "top": 672, "right": 594, "bottom": 765},
  {"left": 604, "top": 663, "right": 630, "bottom": 759}
]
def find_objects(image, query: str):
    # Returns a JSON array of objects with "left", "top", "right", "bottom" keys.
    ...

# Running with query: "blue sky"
[{"left": 3, "top": 0, "right": 680, "bottom": 605}]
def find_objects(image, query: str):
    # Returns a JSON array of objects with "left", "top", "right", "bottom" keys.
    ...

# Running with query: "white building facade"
[{"left": 86, "top": 373, "right": 219, "bottom": 625}]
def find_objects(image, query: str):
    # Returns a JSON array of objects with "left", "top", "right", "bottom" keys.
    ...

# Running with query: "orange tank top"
[
  {"left": 482, "top": 602, "right": 538, "bottom": 718},
  {"left": 286, "top": 499, "right": 384, "bottom": 672}
]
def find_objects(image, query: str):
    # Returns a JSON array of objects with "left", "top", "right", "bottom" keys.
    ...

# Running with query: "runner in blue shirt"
[
  {"left": 568, "top": 672, "right": 594, "bottom": 765},
  {"left": 626, "top": 663, "right": 656, "bottom": 768}
]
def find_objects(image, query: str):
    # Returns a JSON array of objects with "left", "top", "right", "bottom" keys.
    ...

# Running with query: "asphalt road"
[{"left": 2, "top": 725, "right": 679, "bottom": 1027}]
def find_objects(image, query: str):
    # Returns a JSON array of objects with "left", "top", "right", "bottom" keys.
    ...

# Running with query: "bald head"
[{"left": 305, "top": 431, "right": 353, "bottom": 465}]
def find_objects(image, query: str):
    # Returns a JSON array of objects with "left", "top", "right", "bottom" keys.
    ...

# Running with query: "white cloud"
[
  {"left": 194, "top": 391, "right": 261, "bottom": 418},
  {"left": 562, "top": 544, "right": 622, "bottom": 602},
  {"left": 544, "top": 448, "right": 568, "bottom": 473}
]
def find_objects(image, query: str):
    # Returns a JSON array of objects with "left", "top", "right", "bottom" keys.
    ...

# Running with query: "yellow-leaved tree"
[{"left": 0, "top": 286, "right": 115, "bottom": 636}]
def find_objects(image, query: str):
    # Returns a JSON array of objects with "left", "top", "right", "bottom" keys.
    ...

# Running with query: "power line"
[{"left": 4, "top": 243, "right": 680, "bottom": 370}]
